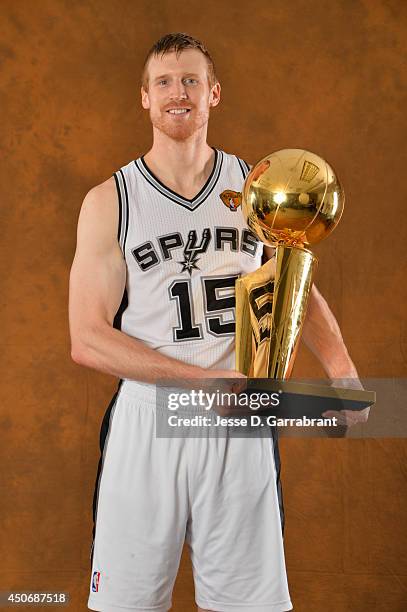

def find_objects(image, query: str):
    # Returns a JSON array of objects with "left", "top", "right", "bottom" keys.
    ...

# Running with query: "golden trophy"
[{"left": 233, "top": 148, "right": 344, "bottom": 380}]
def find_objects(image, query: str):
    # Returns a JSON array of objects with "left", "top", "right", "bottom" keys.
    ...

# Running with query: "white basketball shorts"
[{"left": 87, "top": 380, "right": 293, "bottom": 612}]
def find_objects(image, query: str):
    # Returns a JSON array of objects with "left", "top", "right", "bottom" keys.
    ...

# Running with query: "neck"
[{"left": 143, "top": 126, "right": 215, "bottom": 196}]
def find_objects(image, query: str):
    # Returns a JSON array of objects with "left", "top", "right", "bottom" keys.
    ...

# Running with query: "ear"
[
  {"left": 141, "top": 86, "right": 150, "bottom": 110},
  {"left": 209, "top": 82, "right": 221, "bottom": 108}
]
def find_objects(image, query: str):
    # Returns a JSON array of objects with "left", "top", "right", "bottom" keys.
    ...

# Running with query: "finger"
[
  {"left": 340, "top": 410, "right": 368, "bottom": 425},
  {"left": 322, "top": 411, "right": 351, "bottom": 426},
  {"left": 231, "top": 379, "right": 247, "bottom": 394}
]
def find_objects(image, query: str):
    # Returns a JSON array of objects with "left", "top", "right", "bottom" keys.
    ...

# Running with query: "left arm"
[
  {"left": 263, "top": 246, "right": 368, "bottom": 425},
  {"left": 301, "top": 283, "right": 359, "bottom": 380},
  {"left": 263, "top": 246, "right": 358, "bottom": 380}
]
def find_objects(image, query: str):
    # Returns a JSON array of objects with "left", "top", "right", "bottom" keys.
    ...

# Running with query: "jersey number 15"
[{"left": 169, "top": 274, "right": 239, "bottom": 342}]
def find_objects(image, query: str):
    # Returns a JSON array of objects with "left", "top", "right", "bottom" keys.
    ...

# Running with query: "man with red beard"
[{"left": 69, "top": 33, "right": 363, "bottom": 612}]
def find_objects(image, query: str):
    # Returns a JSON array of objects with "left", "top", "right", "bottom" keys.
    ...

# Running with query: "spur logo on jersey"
[
  {"left": 92, "top": 571, "right": 101, "bottom": 592},
  {"left": 220, "top": 190, "right": 242, "bottom": 212},
  {"left": 131, "top": 226, "right": 260, "bottom": 276},
  {"left": 179, "top": 229, "right": 211, "bottom": 274}
]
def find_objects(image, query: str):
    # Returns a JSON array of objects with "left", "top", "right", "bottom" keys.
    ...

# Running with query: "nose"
[{"left": 169, "top": 79, "right": 188, "bottom": 101}]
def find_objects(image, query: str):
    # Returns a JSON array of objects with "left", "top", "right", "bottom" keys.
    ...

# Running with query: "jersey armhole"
[
  {"left": 113, "top": 169, "right": 129, "bottom": 256},
  {"left": 112, "top": 170, "right": 129, "bottom": 332},
  {"left": 235, "top": 156, "right": 251, "bottom": 179}
]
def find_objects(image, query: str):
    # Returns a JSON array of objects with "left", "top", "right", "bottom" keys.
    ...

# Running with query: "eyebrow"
[{"left": 153, "top": 73, "right": 201, "bottom": 82}]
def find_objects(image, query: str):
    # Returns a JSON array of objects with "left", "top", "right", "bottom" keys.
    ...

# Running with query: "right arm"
[{"left": 68, "top": 178, "right": 244, "bottom": 387}]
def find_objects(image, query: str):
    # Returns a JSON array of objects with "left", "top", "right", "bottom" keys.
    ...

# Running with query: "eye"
[
  {"left": 158, "top": 79, "right": 168, "bottom": 86},
  {"left": 184, "top": 78, "right": 198, "bottom": 85}
]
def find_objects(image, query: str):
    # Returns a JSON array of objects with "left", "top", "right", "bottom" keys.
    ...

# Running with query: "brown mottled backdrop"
[{"left": 1, "top": 0, "right": 406, "bottom": 610}]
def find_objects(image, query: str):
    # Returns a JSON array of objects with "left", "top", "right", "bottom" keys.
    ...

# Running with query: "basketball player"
[{"left": 69, "top": 33, "right": 365, "bottom": 612}]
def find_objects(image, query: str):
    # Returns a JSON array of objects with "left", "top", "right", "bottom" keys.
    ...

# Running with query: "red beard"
[{"left": 150, "top": 106, "right": 210, "bottom": 141}]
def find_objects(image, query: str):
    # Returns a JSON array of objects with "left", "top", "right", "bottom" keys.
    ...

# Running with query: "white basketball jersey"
[{"left": 113, "top": 148, "right": 263, "bottom": 383}]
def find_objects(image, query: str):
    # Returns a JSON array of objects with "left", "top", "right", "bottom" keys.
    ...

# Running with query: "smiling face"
[{"left": 141, "top": 49, "right": 221, "bottom": 141}]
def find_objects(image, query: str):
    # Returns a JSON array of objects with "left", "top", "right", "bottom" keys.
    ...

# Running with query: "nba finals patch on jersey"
[{"left": 220, "top": 189, "right": 242, "bottom": 212}]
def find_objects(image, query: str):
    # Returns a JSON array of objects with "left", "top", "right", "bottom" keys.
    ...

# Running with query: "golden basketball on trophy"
[{"left": 234, "top": 148, "right": 344, "bottom": 379}]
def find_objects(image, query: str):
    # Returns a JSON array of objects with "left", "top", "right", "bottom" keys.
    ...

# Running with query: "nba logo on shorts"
[{"left": 92, "top": 571, "right": 101, "bottom": 592}]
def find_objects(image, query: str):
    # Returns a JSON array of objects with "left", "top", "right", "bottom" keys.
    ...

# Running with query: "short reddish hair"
[{"left": 141, "top": 32, "right": 218, "bottom": 89}]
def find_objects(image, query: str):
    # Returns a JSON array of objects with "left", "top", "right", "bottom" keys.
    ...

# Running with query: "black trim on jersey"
[
  {"left": 113, "top": 173, "right": 122, "bottom": 244},
  {"left": 134, "top": 148, "right": 224, "bottom": 211},
  {"left": 91, "top": 246, "right": 128, "bottom": 563},
  {"left": 118, "top": 169, "right": 130, "bottom": 255},
  {"left": 90, "top": 379, "right": 123, "bottom": 567},
  {"left": 271, "top": 427, "right": 285, "bottom": 535},
  {"left": 113, "top": 170, "right": 129, "bottom": 256},
  {"left": 140, "top": 147, "right": 218, "bottom": 202},
  {"left": 236, "top": 156, "right": 251, "bottom": 179},
  {"left": 113, "top": 287, "right": 128, "bottom": 331}
]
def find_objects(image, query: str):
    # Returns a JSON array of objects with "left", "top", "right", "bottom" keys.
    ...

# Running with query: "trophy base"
[{"left": 244, "top": 378, "right": 375, "bottom": 419}]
